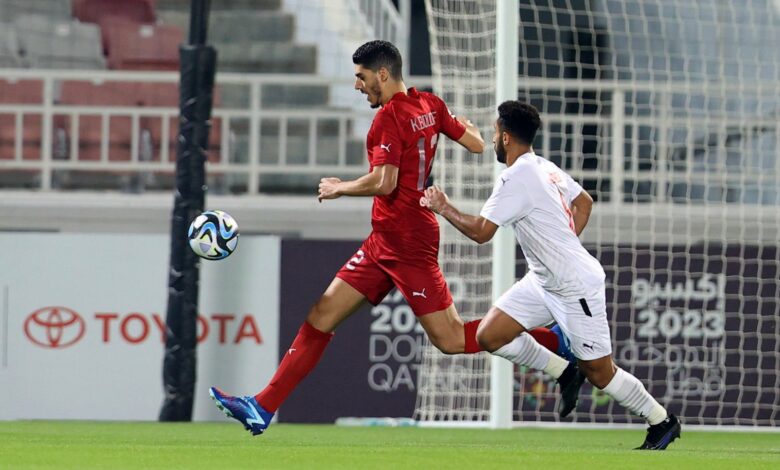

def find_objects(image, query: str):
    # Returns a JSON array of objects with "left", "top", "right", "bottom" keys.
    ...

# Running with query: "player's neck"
[
  {"left": 380, "top": 81, "right": 407, "bottom": 106},
  {"left": 505, "top": 146, "right": 532, "bottom": 167}
]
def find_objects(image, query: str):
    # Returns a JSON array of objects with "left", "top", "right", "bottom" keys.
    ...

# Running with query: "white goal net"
[{"left": 416, "top": 0, "right": 780, "bottom": 427}]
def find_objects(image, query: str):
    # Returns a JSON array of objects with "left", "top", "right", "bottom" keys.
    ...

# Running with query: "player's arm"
[
  {"left": 318, "top": 164, "right": 398, "bottom": 201},
  {"left": 570, "top": 190, "right": 593, "bottom": 236},
  {"left": 437, "top": 96, "right": 484, "bottom": 154},
  {"left": 454, "top": 116, "right": 485, "bottom": 154},
  {"left": 423, "top": 186, "right": 498, "bottom": 244}
]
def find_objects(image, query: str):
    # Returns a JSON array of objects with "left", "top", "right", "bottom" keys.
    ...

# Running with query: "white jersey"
[{"left": 480, "top": 151, "right": 605, "bottom": 297}]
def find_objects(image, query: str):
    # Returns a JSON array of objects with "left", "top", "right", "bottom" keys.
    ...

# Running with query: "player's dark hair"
[
  {"left": 352, "top": 40, "right": 403, "bottom": 80},
  {"left": 497, "top": 101, "right": 541, "bottom": 145}
]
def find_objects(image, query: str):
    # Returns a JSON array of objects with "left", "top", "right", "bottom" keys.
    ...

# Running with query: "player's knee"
[
  {"left": 428, "top": 333, "right": 462, "bottom": 355},
  {"left": 432, "top": 338, "right": 461, "bottom": 355},
  {"left": 475, "top": 328, "right": 507, "bottom": 353},
  {"left": 305, "top": 301, "right": 336, "bottom": 333}
]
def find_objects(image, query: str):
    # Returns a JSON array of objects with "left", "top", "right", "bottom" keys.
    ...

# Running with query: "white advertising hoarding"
[{"left": 0, "top": 233, "right": 280, "bottom": 421}]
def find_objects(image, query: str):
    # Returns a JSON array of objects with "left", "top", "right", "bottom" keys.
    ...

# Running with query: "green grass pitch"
[{"left": 1, "top": 421, "right": 778, "bottom": 469}]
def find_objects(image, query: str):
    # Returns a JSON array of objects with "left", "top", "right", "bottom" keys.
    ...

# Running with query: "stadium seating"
[
  {"left": 0, "top": 23, "right": 22, "bottom": 67},
  {"left": 55, "top": 81, "right": 221, "bottom": 166},
  {"left": 58, "top": 81, "right": 148, "bottom": 106},
  {"left": 57, "top": 81, "right": 152, "bottom": 162},
  {"left": 156, "top": 2, "right": 315, "bottom": 74},
  {"left": 72, "top": 0, "right": 155, "bottom": 25},
  {"left": 213, "top": 41, "right": 317, "bottom": 74},
  {"left": 15, "top": 15, "right": 105, "bottom": 69},
  {"left": 158, "top": 10, "right": 294, "bottom": 44},
  {"left": 100, "top": 17, "right": 182, "bottom": 71},
  {"left": 0, "top": 0, "right": 72, "bottom": 23},
  {"left": 0, "top": 79, "right": 42, "bottom": 104},
  {"left": 156, "top": 0, "right": 281, "bottom": 10},
  {"left": 0, "top": 80, "right": 44, "bottom": 161},
  {"left": 0, "top": 0, "right": 354, "bottom": 193}
]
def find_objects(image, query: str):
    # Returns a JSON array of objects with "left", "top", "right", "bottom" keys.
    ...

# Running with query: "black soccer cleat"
[
  {"left": 557, "top": 362, "right": 586, "bottom": 418},
  {"left": 636, "top": 414, "right": 682, "bottom": 450}
]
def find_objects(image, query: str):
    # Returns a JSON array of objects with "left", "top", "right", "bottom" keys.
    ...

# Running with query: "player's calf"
[{"left": 585, "top": 364, "right": 675, "bottom": 448}]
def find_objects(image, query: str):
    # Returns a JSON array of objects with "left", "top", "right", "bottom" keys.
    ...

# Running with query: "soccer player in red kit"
[{"left": 209, "top": 40, "right": 580, "bottom": 436}]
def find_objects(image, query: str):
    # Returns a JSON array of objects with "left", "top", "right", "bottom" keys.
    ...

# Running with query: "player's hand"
[
  {"left": 424, "top": 186, "right": 450, "bottom": 214},
  {"left": 318, "top": 177, "right": 342, "bottom": 202}
]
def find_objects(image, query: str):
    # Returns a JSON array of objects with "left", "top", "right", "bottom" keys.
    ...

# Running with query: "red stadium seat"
[
  {"left": 137, "top": 82, "right": 179, "bottom": 107},
  {"left": 72, "top": 0, "right": 156, "bottom": 25},
  {"left": 58, "top": 82, "right": 142, "bottom": 162},
  {"left": 146, "top": 114, "right": 223, "bottom": 164},
  {"left": 56, "top": 81, "right": 219, "bottom": 163},
  {"left": 139, "top": 82, "right": 223, "bottom": 163},
  {"left": 58, "top": 81, "right": 144, "bottom": 107},
  {"left": 0, "top": 80, "right": 43, "bottom": 104},
  {"left": 0, "top": 80, "right": 44, "bottom": 161},
  {"left": 100, "top": 17, "right": 183, "bottom": 71},
  {"left": 53, "top": 80, "right": 222, "bottom": 164}
]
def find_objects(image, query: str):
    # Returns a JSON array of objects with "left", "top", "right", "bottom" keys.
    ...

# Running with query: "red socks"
[
  {"left": 254, "top": 320, "right": 559, "bottom": 412},
  {"left": 527, "top": 327, "right": 559, "bottom": 353},
  {"left": 464, "top": 319, "right": 482, "bottom": 353},
  {"left": 463, "top": 320, "right": 559, "bottom": 354},
  {"left": 255, "top": 321, "right": 333, "bottom": 413}
]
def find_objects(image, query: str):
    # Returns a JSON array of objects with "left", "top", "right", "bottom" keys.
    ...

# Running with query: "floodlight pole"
[{"left": 490, "top": 0, "right": 519, "bottom": 430}]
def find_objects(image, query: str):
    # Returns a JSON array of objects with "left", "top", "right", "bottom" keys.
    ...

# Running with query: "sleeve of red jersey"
[
  {"left": 435, "top": 96, "right": 467, "bottom": 141},
  {"left": 370, "top": 111, "right": 403, "bottom": 167}
]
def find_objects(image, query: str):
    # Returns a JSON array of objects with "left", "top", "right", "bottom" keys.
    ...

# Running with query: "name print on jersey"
[{"left": 410, "top": 111, "right": 437, "bottom": 132}]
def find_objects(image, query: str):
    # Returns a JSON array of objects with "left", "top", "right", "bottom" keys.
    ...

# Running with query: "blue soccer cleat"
[
  {"left": 636, "top": 414, "right": 682, "bottom": 450},
  {"left": 209, "top": 387, "right": 274, "bottom": 436},
  {"left": 551, "top": 324, "right": 577, "bottom": 362}
]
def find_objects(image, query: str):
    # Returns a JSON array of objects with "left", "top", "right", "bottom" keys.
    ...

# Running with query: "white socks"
[
  {"left": 493, "top": 336, "right": 667, "bottom": 425},
  {"left": 493, "top": 333, "right": 569, "bottom": 379},
  {"left": 602, "top": 368, "right": 667, "bottom": 425}
]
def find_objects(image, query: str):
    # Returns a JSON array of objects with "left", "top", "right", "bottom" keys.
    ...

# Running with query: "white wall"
[
  {"left": 0, "top": 233, "right": 280, "bottom": 421},
  {"left": 0, "top": 192, "right": 373, "bottom": 239}
]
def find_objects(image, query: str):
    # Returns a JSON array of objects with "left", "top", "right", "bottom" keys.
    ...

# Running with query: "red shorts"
[{"left": 335, "top": 231, "right": 453, "bottom": 316}]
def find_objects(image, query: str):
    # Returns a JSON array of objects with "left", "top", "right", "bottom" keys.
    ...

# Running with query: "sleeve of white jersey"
[
  {"left": 479, "top": 172, "right": 532, "bottom": 226},
  {"left": 563, "top": 171, "right": 585, "bottom": 204}
]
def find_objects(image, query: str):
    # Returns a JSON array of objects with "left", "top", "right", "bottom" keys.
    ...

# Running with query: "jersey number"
[
  {"left": 345, "top": 249, "right": 365, "bottom": 271},
  {"left": 416, "top": 135, "right": 438, "bottom": 190}
]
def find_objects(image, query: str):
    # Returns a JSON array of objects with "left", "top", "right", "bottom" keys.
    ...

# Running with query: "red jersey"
[{"left": 366, "top": 87, "right": 467, "bottom": 234}]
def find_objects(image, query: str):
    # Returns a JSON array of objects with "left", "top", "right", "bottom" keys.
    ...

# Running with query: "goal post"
[
  {"left": 417, "top": 0, "right": 780, "bottom": 429},
  {"left": 489, "top": 0, "right": 518, "bottom": 430}
]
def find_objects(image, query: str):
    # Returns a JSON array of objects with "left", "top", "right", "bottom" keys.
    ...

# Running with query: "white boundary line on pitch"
[{"left": 416, "top": 421, "right": 780, "bottom": 433}]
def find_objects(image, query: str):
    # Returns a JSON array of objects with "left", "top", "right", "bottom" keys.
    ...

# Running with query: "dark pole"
[{"left": 160, "top": 0, "right": 217, "bottom": 421}]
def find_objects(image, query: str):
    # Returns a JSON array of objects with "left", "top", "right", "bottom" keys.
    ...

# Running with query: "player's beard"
[
  {"left": 494, "top": 139, "right": 507, "bottom": 164},
  {"left": 367, "top": 82, "right": 382, "bottom": 109}
]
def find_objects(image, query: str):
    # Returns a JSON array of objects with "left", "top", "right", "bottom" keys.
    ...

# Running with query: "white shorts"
[{"left": 494, "top": 273, "right": 612, "bottom": 361}]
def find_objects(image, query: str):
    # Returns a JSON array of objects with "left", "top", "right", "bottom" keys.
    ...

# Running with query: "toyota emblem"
[{"left": 24, "top": 306, "right": 86, "bottom": 348}]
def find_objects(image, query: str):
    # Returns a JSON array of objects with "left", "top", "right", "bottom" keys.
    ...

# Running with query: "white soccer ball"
[{"left": 188, "top": 210, "right": 239, "bottom": 260}]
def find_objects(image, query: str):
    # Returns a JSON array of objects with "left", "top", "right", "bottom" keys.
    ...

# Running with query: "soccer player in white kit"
[{"left": 423, "top": 100, "right": 681, "bottom": 450}]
